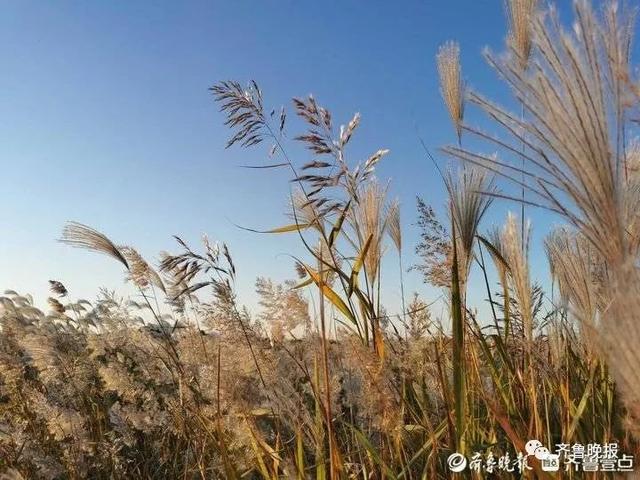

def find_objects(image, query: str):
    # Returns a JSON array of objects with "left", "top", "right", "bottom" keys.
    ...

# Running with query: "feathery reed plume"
[
  {"left": 500, "top": 213, "right": 532, "bottom": 340},
  {"left": 255, "top": 277, "right": 310, "bottom": 341},
  {"left": 499, "top": 213, "right": 542, "bottom": 437},
  {"left": 47, "top": 297, "right": 65, "bottom": 315},
  {"left": 210, "top": 80, "right": 266, "bottom": 148},
  {"left": 60, "top": 222, "right": 129, "bottom": 269},
  {"left": 622, "top": 140, "right": 640, "bottom": 255},
  {"left": 159, "top": 251, "right": 190, "bottom": 314},
  {"left": 386, "top": 199, "right": 401, "bottom": 254},
  {"left": 49, "top": 280, "right": 68, "bottom": 297},
  {"left": 60, "top": 223, "right": 166, "bottom": 294},
  {"left": 545, "top": 228, "right": 604, "bottom": 329},
  {"left": 485, "top": 226, "right": 509, "bottom": 283},
  {"left": 444, "top": 1, "right": 636, "bottom": 267},
  {"left": 351, "top": 179, "right": 390, "bottom": 286},
  {"left": 604, "top": 265, "right": 640, "bottom": 436},
  {"left": 602, "top": 1, "right": 636, "bottom": 180},
  {"left": 444, "top": 167, "right": 496, "bottom": 291},
  {"left": 292, "top": 94, "right": 388, "bottom": 208},
  {"left": 504, "top": 0, "right": 537, "bottom": 69},
  {"left": 504, "top": 0, "right": 537, "bottom": 244},
  {"left": 290, "top": 189, "right": 324, "bottom": 234},
  {"left": 405, "top": 293, "right": 431, "bottom": 340},
  {"left": 160, "top": 236, "right": 236, "bottom": 303},
  {"left": 386, "top": 199, "right": 408, "bottom": 325},
  {"left": 120, "top": 247, "right": 166, "bottom": 293},
  {"left": 436, "top": 41, "right": 465, "bottom": 144},
  {"left": 413, "top": 197, "right": 451, "bottom": 288}
]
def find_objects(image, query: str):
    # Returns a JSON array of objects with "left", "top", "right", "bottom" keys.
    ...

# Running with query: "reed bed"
[{"left": 1, "top": 0, "right": 640, "bottom": 478}]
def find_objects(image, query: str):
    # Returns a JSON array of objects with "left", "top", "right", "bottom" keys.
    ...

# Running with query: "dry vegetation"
[{"left": 2, "top": 0, "right": 640, "bottom": 478}]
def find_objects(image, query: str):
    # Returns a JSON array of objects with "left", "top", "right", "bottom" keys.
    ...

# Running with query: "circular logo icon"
[
  {"left": 525, "top": 440, "right": 543, "bottom": 456},
  {"left": 534, "top": 446, "right": 550, "bottom": 460},
  {"left": 447, "top": 453, "right": 467, "bottom": 473}
]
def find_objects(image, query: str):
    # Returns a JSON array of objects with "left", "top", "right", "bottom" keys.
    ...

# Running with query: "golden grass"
[{"left": 1, "top": 1, "right": 639, "bottom": 479}]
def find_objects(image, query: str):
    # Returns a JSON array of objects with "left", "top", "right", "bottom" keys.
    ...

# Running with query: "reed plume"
[
  {"left": 386, "top": 199, "right": 401, "bottom": 255},
  {"left": 545, "top": 228, "right": 604, "bottom": 328},
  {"left": 413, "top": 197, "right": 451, "bottom": 288},
  {"left": 436, "top": 41, "right": 465, "bottom": 144},
  {"left": 604, "top": 265, "right": 640, "bottom": 437},
  {"left": 444, "top": 166, "right": 495, "bottom": 292},
  {"left": 48, "top": 280, "right": 68, "bottom": 297},
  {"left": 504, "top": 0, "right": 537, "bottom": 242},
  {"left": 120, "top": 247, "right": 166, "bottom": 293},
  {"left": 210, "top": 80, "right": 266, "bottom": 148},
  {"left": 350, "top": 179, "right": 390, "bottom": 286},
  {"left": 445, "top": 1, "right": 635, "bottom": 267},
  {"left": 500, "top": 213, "right": 533, "bottom": 341},
  {"left": 60, "top": 222, "right": 129, "bottom": 270},
  {"left": 485, "top": 226, "right": 508, "bottom": 284},
  {"left": 504, "top": 0, "right": 537, "bottom": 69},
  {"left": 386, "top": 198, "right": 407, "bottom": 325}
]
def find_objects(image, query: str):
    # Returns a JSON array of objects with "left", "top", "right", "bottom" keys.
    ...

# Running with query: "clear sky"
[{"left": 1, "top": 1, "right": 584, "bottom": 319}]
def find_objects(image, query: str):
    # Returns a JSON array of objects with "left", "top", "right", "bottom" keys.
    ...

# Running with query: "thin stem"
[
  {"left": 520, "top": 101, "right": 526, "bottom": 249},
  {"left": 477, "top": 243, "right": 499, "bottom": 331},
  {"left": 318, "top": 246, "right": 337, "bottom": 480}
]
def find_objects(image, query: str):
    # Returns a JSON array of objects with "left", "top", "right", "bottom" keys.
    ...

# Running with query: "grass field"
[{"left": 1, "top": 0, "right": 639, "bottom": 478}]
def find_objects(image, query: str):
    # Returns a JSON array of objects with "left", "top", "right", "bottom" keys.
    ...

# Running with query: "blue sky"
[{"left": 1, "top": 1, "right": 578, "bottom": 319}]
